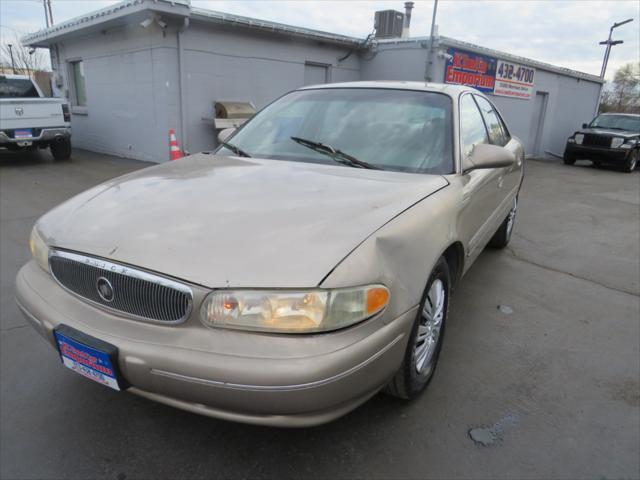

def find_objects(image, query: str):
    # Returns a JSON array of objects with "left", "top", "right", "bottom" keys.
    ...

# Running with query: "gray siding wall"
[
  {"left": 50, "top": 20, "right": 599, "bottom": 163},
  {"left": 361, "top": 42, "right": 602, "bottom": 158},
  {"left": 53, "top": 22, "right": 178, "bottom": 162},
  {"left": 360, "top": 43, "right": 428, "bottom": 81},
  {"left": 182, "top": 22, "right": 361, "bottom": 155},
  {"left": 53, "top": 20, "right": 360, "bottom": 162}
]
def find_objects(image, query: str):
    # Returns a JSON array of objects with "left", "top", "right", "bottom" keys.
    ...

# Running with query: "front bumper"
[
  {"left": 0, "top": 127, "right": 71, "bottom": 145},
  {"left": 15, "top": 261, "right": 413, "bottom": 427},
  {"left": 564, "top": 143, "right": 633, "bottom": 163}
]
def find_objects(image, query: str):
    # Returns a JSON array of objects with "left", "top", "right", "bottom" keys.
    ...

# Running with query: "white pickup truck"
[{"left": 0, "top": 74, "right": 72, "bottom": 160}]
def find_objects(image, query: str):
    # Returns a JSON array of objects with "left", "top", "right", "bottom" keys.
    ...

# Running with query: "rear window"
[{"left": 0, "top": 77, "right": 40, "bottom": 98}]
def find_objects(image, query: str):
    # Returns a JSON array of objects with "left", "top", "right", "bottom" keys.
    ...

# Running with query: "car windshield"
[
  {"left": 217, "top": 88, "right": 454, "bottom": 174},
  {"left": 0, "top": 77, "right": 39, "bottom": 98},
  {"left": 589, "top": 114, "right": 640, "bottom": 132}
]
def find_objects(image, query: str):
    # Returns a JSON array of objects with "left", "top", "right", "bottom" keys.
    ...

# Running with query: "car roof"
[
  {"left": 0, "top": 74, "right": 32, "bottom": 80},
  {"left": 297, "top": 80, "right": 476, "bottom": 97},
  {"left": 598, "top": 113, "right": 640, "bottom": 118}
]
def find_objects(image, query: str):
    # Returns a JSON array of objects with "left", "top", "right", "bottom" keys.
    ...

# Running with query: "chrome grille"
[
  {"left": 583, "top": 134, "right": 611, "bottom": 148},
  {"left": 49, "top": 250, "right": 193, "bottom": 323}
]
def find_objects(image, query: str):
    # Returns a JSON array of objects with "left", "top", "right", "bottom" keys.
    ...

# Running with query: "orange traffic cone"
[{"left": 169, "top": 128, "right": 183, "bottom": 161}]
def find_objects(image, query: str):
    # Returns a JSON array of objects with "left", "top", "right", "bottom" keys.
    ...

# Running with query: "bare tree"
[
  {"left": 0, "top": 33, "right": 48, "bottom": 75},
  {"left": 600, "top": 62, "right": 640, "bottom": 114}
]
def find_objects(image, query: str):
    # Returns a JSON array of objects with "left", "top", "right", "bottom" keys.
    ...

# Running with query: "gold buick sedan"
[{"left": 16, "top": 82, "right": 524, "bottom": 426}]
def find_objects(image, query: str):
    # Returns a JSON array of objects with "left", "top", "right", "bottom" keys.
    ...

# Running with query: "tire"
[
  {"left": 563, "top": 151, "right": 576, "bottom": 165},
  {"left": 385, "top": 257, "right": 450, "bottom": 399},
  {"left": 50, "top": 138, "right": 72, "bottom": 161},
  {"left": 623, "top": 150, "right": 638, "bottom": 173},
  {"left": 488, "top": 196, "right": 517, "bottom": 249},
  {"left": 592, "top": 160, "right": 601, "bottom": 168}
]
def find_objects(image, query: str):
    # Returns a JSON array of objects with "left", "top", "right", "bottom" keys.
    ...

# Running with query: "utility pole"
[
  {"left": 424, "top": 0, "right": 439, "bottom": 82},
  {"left": 43, "top": 0, "right": 50, "bottom": 27},
  {"left": 7, "top": 44, "right": 16, "bottom": 74},
  {"left": 594, "top": 18, "right": 633, "bottom": 115},
  {"left": 599, "top": 18, "right": 632, "bottom": 78},
  {"left": 47, "top": 0, "right": 54, "bottom": 26}
]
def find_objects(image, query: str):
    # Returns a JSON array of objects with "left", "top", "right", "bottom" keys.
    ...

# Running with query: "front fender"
[{"left": 319, "top": 184, "right": 463, "bottom": 320}]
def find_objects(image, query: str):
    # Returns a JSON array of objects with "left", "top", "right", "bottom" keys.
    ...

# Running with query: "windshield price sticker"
[{"left": 493, "top": 60, "right": 535, "bottom": 99}]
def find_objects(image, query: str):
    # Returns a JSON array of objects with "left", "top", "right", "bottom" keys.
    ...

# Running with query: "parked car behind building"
[{"left": 563, "top": 113, "right": 640, "bottom": 173}]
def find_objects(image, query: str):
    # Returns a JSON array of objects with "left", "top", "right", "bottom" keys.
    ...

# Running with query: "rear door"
[{"left": 473, "top": 94, "right": 521, "bottom": 211}]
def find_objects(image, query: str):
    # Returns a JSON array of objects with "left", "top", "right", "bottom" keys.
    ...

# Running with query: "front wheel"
[
  {"left": 385, "top": 257, "right": 450, "bottom": 399},
  {"left": 50, "top": 138, "right": 72, "bottom": 161},
  {"left": 563, "top": 151, "right": 576, "bottom": 165},
  {"left": 623, "top": 150, "right": 638, "bottom": 173}
]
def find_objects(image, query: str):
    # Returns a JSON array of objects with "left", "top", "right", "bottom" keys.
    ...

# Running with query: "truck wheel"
[
  {"left": 563, "top": 151, "right": 576, "bottom": 165},
  {"left": 623, "top": 150, "right": 638, "bottom": 173},
  {"left": 385, "top": 257, "right": 450, "bottom": 399},
  {"left": 50, "top": 138, "right": 72, "bottom": 161}
]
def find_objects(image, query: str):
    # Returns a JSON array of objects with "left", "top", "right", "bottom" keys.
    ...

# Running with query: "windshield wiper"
[
  {"left": 220, "top": 141, "right": 251, "bottom": 158},
  {"left": 290, "top": 136, "right": 379, "bottom": 170}
]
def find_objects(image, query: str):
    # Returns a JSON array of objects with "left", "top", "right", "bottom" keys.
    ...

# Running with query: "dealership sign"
[{"left": 444, "top": 48, "right": 535, "bottom": 100}]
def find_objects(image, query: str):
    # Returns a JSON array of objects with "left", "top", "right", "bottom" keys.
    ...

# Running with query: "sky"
[{"left": 1, "top": 0, "right": 638, "bottom": 81}]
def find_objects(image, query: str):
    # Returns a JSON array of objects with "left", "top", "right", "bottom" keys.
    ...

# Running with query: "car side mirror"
[
  {"left": 218, "top": 127, "right": 236, "bottom": 144},
  {"left": 582, "top": 123, "right": 588, "bottom": 129},
  {"left": 463, "top": 143, "right": 516, "bottom": 172}
]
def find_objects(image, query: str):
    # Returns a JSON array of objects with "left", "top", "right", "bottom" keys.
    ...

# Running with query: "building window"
[{"left": 70, "top": 60, "right": 87, "bottom": 106}]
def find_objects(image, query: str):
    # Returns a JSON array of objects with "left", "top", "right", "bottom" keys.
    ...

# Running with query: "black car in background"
[{"left": 563, "top": 113, "right": 640, "bottom": 173}]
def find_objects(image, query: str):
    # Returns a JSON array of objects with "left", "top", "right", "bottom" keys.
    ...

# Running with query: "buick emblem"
[
  {"left": 15, "top": 107, "right": 24, "bottom": 116},
  {"left": 96, "top": 277, "right": 115, "bottom": 302}
]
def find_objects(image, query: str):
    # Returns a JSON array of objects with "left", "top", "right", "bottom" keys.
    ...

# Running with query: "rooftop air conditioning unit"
[{"left": 374, "top": 10, "right": 405, "bottom": 38}]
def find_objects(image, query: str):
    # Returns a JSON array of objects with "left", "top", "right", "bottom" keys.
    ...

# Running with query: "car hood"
[
  {"left": 38, "top": 154, "right": 448, "bottom": 288},
  {"left": 577, "top": 128, "right": 639, "bottom": 138}
]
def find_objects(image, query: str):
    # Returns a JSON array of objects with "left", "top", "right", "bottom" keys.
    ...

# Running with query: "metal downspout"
[{"left": 178, "top": 18, "right": 190, "bottom": 155}]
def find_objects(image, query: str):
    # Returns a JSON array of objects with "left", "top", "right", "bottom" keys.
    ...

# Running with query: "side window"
[
  {"left": 460, "top": 94, "right": 489, "bottom": 157},
  {"left": 474, "top": 96, "right": 509, "bottom": 146},
  {"left": 69, "top": 60, "right": 87, "bottom": 106}
]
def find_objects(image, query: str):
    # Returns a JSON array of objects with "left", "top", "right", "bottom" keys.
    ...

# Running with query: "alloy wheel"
[{"left": 414, "top": 278, "right": 445, "bottom": 373}]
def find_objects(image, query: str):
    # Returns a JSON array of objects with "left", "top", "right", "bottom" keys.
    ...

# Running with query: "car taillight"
[{"left": 62, "top": 104, "right": 71, "bottom": 123}]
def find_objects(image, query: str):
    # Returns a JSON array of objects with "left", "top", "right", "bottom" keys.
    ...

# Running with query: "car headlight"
[
  {"left": 574, "top": 133, "right": 584, "bottom": 145},
  {"left": 611, "top": 137, "right": 624, "bottom": 148},
  {"left": 200, "top": 285, "right": 389, "bottom": 333},
  {"left": 29, "top": 226, "right": 49, "bottom": 272}
]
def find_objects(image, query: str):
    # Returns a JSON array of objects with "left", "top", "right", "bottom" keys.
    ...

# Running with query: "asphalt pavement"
[{"left": 1, "top": 148, "right": 638, "bottom": 480}]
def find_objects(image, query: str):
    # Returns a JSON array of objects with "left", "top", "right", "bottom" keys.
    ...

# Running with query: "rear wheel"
[
  {"left": 623, "top": 150, "right": 638, "bottom": 173},
  {"left": 563, "top": 151, "right": 576, "bottom": 165},
  {"left": 50, "top": 138, "right": 72, "bottom": 161},
  {"left": 489, "top": 196, "right": 517, "bottom": 249},
  {"left": 385, "top": 257, "right": 450, "bottom": 399}
]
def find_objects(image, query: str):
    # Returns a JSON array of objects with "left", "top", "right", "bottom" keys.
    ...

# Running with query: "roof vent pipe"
[{"left": 402, "top": 2, "right": 414, "bottom": 38}]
